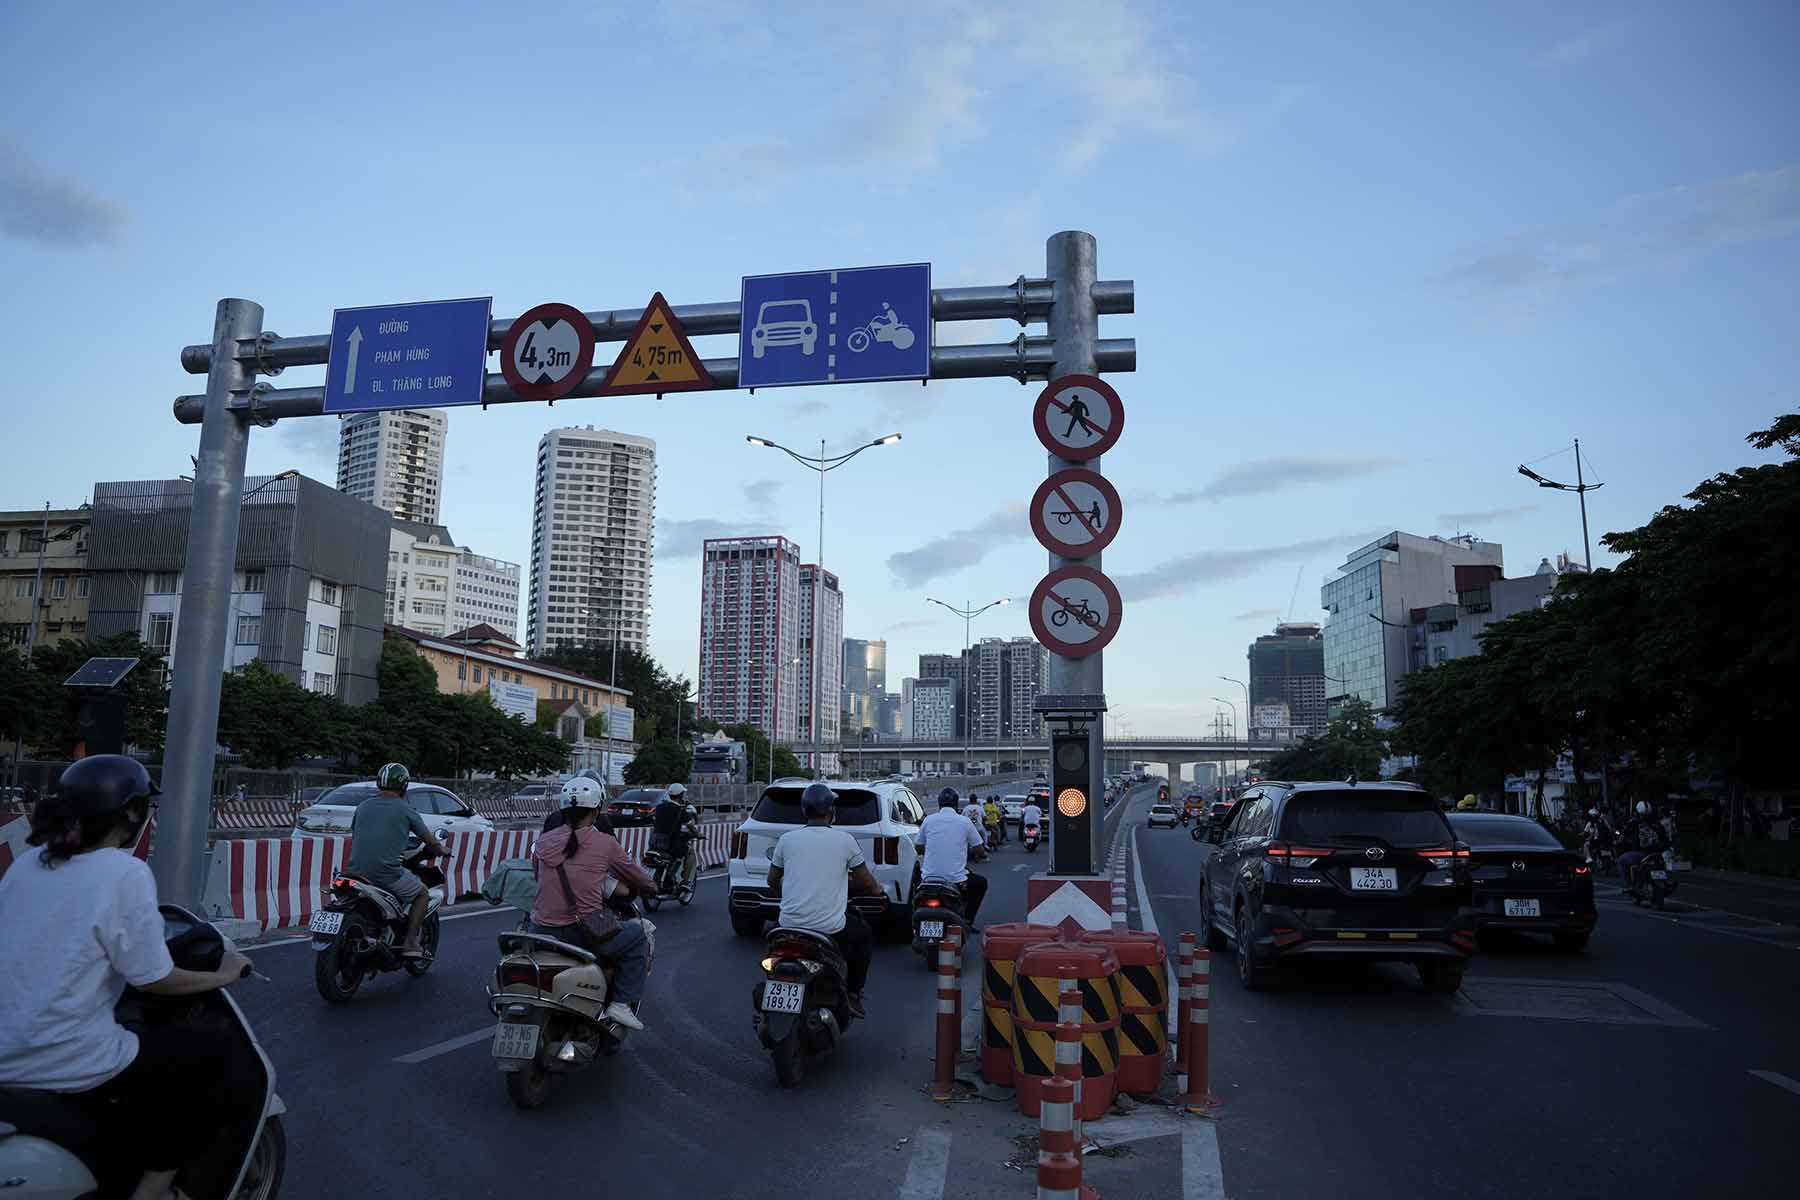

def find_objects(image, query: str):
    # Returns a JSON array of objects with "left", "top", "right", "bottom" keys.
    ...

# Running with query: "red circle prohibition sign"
[
  {"left": 500, "top": 302, "right": 596, "bottom": 402},
  {"left": 1034, "top": 373, "right": 1123, "bottom": 461},
  {"left": 1030, "top": 468, "right": 1122, "bottom": 558},
  {"left": 1029, "top": 564, "right": 1123, "bottom": 658}
]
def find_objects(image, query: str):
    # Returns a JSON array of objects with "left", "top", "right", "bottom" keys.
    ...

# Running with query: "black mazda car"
[{"left": 1448, "top": 812, "right": 1597, "bottom": 951}]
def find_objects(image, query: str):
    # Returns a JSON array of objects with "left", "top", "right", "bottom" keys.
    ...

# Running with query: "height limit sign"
[{"left": 500, "top": 303, "right": 595, "bottom": 402}]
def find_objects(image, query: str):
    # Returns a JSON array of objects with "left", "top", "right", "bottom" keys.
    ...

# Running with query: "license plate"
[
  {"left": 919, "top": 920, "right": 946, "bottom": 940},
  {"left": 1650, "top": 870, "right": 1668, "bottom": 881},
  {"left": 1350, "top": 867, "right": 1397, "bottom": 892},
  {"left": 762, "top": 981, "right": 805, "bottom": 1014},
  {"left": 491, "top": 1022, "right": 539, "bottom": 1060},
  {"left": 309, "top": 910, "right": 344, "bottom": 934},
  {"left": 1503, "top": 899, "right": 1541, "bottom": 918}
]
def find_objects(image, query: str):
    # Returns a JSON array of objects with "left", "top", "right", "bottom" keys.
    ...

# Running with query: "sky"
[{"left": 3, "top": 1, "right": 1796, "bottom": 737}]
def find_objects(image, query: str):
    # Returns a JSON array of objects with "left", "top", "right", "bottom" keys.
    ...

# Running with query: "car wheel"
[
  {"left": 731, "top": 910, "right": 766, "bottom": 938},
  {"left": 1553, "top": 931, "right": 1590, "bottom": 953},
  {"left": 1234, "top": 904, "right": 1273, "bottom": 991},
  {"left": 1201, "top": 882, "right": 1229, "bottom": 952},
  {"left": 1417, "top": 961, "right": 1465, "bottom": 995}
]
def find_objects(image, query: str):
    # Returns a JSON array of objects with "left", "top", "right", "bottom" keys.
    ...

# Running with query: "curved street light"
[{"left": 925, "top": 596, "right": 1011, "bottom": 775}]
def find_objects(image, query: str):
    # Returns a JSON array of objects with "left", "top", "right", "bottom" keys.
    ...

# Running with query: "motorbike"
[
  {"left": 1628, "top": 848, "right": 1678, "bottom": 911},
  {"left": 1191, "top": 821, "right": 1208, "bottom": 842},
  {"left": 846, "top": 313, "right": 915, "bottom": 353},
  {"left": 753, "top": 927, "right": 856, "bottom": 1088},
  {"left": 641, "top": 842, "right": 695, "bottom": 911},
  {"left": 910, "top": 879, "right": 967, "bottom": 969},
  {"left": 0, "top": 905, "right": 287, "bottom": 1199},
  {"left": 487, "top": 894, "right": 654, "bottom": 1110},
  {"left": 311, "top": 840, "right": 446, "bottom": 1003},
  {"left": 1179, "top": 809, "right": 1192, "bottom": 827},
  {"left": 1589, "top": 840, "right": 1618, "bottom": 874},
  {"left": 1022, "top": 822, "right": 1042, "bottom": 852}
]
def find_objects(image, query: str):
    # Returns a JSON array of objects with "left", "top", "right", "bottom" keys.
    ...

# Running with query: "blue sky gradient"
[{"left": 3, "top": 1, "right": 1795, "bottom": 733}]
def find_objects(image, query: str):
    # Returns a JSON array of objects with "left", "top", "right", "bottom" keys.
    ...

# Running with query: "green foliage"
[
  {"left": 624, "top": 739, "right": 692, "bottom": 785},
  {"left": 538, "top": 641, "right": 694, "bottom": 739},
  {"left": 216, "top": 660, "right": 345, "bottom": 769},
  {"left": 0, "top": 634, "right": 170, "bottom": 756},
  {"left": 1263, "top": 698, "right": 1387, "bottom": 782}
]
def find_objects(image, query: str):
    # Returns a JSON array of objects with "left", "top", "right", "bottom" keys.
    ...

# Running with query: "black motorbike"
[
  {"left": 641, "top": 843, "right": 695, "bottom": 911},
  {"left": 0, "top": 905, "right": 287, "bottom": 1199},
  {"left": 1628, "top": 849, "right": 1678, "bottom": 911},
  {"left": 910, "top": 879, "right": 966, "bottom": 969},
  {"left": 312, "top": 841, "right": 446, "bottom": 1003},
  {"left": 753, "top": 927, "right": 855, "bottom": 1088}
]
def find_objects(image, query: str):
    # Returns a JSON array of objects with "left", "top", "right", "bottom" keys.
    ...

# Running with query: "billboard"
[
  {"left": 488, "top": 679, "right": 538, "bottom": 721},
  {"left": 603, "top": 703, "right": 635, "bottom": 742},
  {"left": 1253, "top": 702, "right": 1290, "bottom": 729}
]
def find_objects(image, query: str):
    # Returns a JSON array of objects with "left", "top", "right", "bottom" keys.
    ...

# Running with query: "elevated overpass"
[{"left": 794, "top": 735, "right": 1266, "bottom": 781}]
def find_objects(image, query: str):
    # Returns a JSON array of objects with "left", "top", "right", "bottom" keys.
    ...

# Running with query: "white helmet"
[
  {"left": 667, "top": 783, "right": 687, "bottom": 798},
  {"left": 1634, "top": 800, "right": 1651, "bottom": 817},
  {"left": 561, "top": 778, "right": 605, "bottom": 809},
  {"left": 1587, "top": 808, "right": 1598, "bottom": 818}
]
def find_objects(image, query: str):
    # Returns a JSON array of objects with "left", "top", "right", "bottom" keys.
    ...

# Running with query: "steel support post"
[
  {"left": 154, "top": 298, "right": 261, "bottom": 906},
  {"left": 1044, "top": 230, "right": 1106, "bottom": 874}
]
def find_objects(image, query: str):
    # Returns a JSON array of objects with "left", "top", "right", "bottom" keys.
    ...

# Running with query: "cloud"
[
  {"left": 1164, "top": 455, "right": 1404, "bottom": 503},
  {"left": 741, "top": 478, "right": 781, "bottom": 509},
  {"left": 274, "top": 417, "right": 342, "bottom": 468},
  {"left": 0, "top": 139, "right": 127, "bottom": 247},
  {"left": 1114, "top": 531, "right": 1383, "bottom": 603},
  {"left": 1437, "top": 504, "right": 1538, "bottom": 527},
  {"left": 1440, "top": 165, "right": 1800, "bottom": 300},
  {"left": 657, "top": 517, "right": 778, "bottom": 560},
  {"left": 882, "top": 616, "right": 938, "bottom": 634},
  {"left": 1230, "top": 608, "right": 1283, "bottom": 622},
  {"left": 885, "top": 504, "right": 1028, "bottom": 587},
  {"left": 1532, "top": 21, "right": 1629, "bottom": 68}
]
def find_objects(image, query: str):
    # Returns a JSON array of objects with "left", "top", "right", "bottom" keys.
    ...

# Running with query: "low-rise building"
[
  {"left": 385, "top": 520, "right": 521, "bottom": 641},
  {"left": 0, "top": 506, "right": 91, "bottom": 651}
]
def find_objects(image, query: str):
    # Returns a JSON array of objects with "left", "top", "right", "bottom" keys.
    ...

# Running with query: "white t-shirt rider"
[
  {"left": 1021, "top": 802, "right": 1044, "bottom": 828},
  {"left": 919, "top": 806, "right": 984, "bottom": 884}
]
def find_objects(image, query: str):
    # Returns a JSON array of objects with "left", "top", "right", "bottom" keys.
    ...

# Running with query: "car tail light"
[
  {"left": 1572, "top": 864, "right": 1591, "bottom": 875},
  {"left": 883, "top": 836, "right": 900, "bottom": 865},
  {"left": 1265, "top": 842, "right": 1336, "bottom": 868},
  {"left": 1419, "top": 844, "right": 1472, "bottom": 870},
  {"left": 731, "top": 832, "right": 748, "bottom": 859}
]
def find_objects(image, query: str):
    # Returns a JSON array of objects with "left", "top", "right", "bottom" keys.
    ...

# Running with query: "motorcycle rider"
[
  {"left": 345, "top": 762, "right": 450, "bottom": 959},
  {"left": 916, "top": 787, "right": 990, "bottom": 930},
  {"left": 528, "top": 777, "right": 656, "bottom": 1031},
  {"left": 0, "top": 755, "right": 259, "bottom": 1200},
  {"left": 1616, "top": 800, "right": 1672, "bottom": 890},
  {"left": 1582, "top": 807, "right": 1615, "bottom": 863},
  {"left": 983, "top": 796, "right": 1006, "bottom": 844},
  {"left": 765, "top": 782, "right": 884, "bottom": 1019},
  {"left": 651, "top": 782, "right": 702, "bottom": 891},
  {"left": 1020, "top": 795, "right": 1044, "bottom": 845}
]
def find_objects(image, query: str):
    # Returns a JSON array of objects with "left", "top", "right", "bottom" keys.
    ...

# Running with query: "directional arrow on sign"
[
  {"left": 344, "top": 326, "right": 363, "bottom": 394},
  {"left": 1026, "top": 880, "right": 1113, "bottom": 932}
]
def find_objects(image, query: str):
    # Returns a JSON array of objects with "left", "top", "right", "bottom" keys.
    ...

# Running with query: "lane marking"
[
  {"left": 1748, "top": 1069, "right": 1800, "bottom": 1097},
  {"left": 394, "top": 1027, "right": 495, "bottom": 1064},
  {"left": 1130, "top": 825, "right": 1159, "bottom": 937},
  {"left": 1182, "top": 1117, "right": 1227, "bottom": 1200},
  {"left": 897, "top": 1127, "right": 952, "bottom": 1200}
]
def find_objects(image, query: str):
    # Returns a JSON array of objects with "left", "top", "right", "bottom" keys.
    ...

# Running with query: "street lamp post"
[
  {"left": 926, "top": 596, "right": 1011, "bottom": 778},
  {"left": 602, "top": 602, "right": 652, "bottom": 789},
  {"left": 1518, "top": 440, "right": 1603, "bottom": 571},
  {"left": 748, "top": 433, "right": 901, "bottom": 776}
]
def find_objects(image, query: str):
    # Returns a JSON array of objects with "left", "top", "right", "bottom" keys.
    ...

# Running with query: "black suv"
[{"left": 1200, "top": 781, "right": 1475, "bottom": 993}]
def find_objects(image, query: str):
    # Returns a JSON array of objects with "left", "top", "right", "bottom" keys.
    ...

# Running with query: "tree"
[
  {"left": 25, "top": 634, "right": 170, "bottom": 756},
  {"left": 624, "top": 739, "right": 692, "bottom": 785},
  {"left": 0, "top": 645, "right": 56, "bottom": 750},
  {"left": 1264, "top": 698, "right": 1387, "bottom": 781},
  {"left": 216, "top": 660, "right": 344, "bottom": 769}
]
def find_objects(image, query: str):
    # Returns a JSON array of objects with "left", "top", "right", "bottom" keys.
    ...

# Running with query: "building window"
[
  {"left": 146, "top": 612, "right": 173, "bottom": 650},
  {"left": 49, "top": 576, "right": 67, "bottom": 600},
  {"left": 149, "top": 572, "right": 178, "bottom": 594},
  {"left": 473, "top": 666, "right": 483, "bottom": 683},
  {"left": 13, "top": 579, "right": 34, "bottom": 599},
  {"left": 312, "top": 673, "right": 335, "bottom": 696},
  {"left": 317, "top": 581, "right": 340, "bottom": 606},
  {"left": 242, "top": 570, "right": 264, "bottom": 593},
  {"left": 236, "top": 614, "right": 261, "bottom": 646},
  {"left": 20, "top": 530, "right": 44, "bottom": 553},
  {"left": 0, "top": 532, "right": 7, "bottom": 552},
  {"left": 316, "top": 626, "right": 337, "bottom": 654},
  {"left": 457, "top": 662, "right": 467, "bottom": 681},
  {"left": 75, "top": 576, "right": 90, "bottom": 599}
]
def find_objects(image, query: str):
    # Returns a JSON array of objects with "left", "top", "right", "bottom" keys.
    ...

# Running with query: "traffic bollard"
[
  {"left": 1056, "top": 984, "right": 1085, "bottom": 1145},
  {"left": 1036, "top": 1075, "right": 1087, "bottom": 1200},
  {"left": 932, "top": 928, "right": 962, "bottom": 1100},
  {"left": 1175, "top": 932, "right": 1195, "bottom": 1082},
  {"left": 1180, "top": 947, "right": 1217, "bottom": 1111}
]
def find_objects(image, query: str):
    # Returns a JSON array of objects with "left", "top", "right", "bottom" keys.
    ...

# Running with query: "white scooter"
[{"left": 0, "top": 905, "right": 287, "bottom": 1198}]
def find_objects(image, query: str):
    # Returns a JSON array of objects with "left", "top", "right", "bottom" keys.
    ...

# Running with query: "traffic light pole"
[{"left": 154, "top": 298, "right": 261, "bottom": 907}]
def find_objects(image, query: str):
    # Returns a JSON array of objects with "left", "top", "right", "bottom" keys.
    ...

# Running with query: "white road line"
[
  {"left": 393, "top": 1027, "right": 494, "bottom": 1064},
  {"left": 1749, "top": 1069, "right": 1800, "bottom": 1097},
  {"left": 1130, "top": 826, "right": 1159, "bottom": 937},
  {"left": 1182, "top": 1118, "right": 1227, "bottom": 1199},
  {"left": 897, "top": 1127, "right": 953, "bottom": 1200}
]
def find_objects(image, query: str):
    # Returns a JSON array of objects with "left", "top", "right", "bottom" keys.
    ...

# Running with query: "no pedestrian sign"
[
  {"left": 1034, "top": 374, "right": 1122, "bottom": 461},
  {"left": 500, "top": 303, "right": 595, "bottom": 402},
  {"left": 600, "top": 292, "right": 713, "bottom": 396},
  {"left": 1030, "top": 565, "right": 1122, "bottom": 658},
  {"left": 1030, "top": 468, "right": 1121, "bottom": 558}
]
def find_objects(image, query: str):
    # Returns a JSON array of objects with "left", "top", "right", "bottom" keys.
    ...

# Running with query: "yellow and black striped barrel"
[
  {"left": 1010, "top": 939, "right": 1121, "bottom": 1121},
  {"left": 1085, "top": 929, "right": 1170, "bottom": 1094},
  {"left": 978, "top": 923, "right": 1056, "bottom": 1086}
]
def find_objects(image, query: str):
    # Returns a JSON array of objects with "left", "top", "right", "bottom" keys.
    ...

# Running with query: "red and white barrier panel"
[{"left": 212, "top": 799, "right": 300, "bottom": 831}]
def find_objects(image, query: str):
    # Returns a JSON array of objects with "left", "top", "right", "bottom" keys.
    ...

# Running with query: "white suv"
[
  {"left": 728, "top": 780, "right": 927, "bottom": 939},
  {"left": 293, "top": 781, "right": 495, "bottom": 840}
]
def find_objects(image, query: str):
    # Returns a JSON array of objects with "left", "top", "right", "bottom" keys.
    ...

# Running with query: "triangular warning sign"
[{"left": 599, "top": 292, "right": 713, "bottom": 396}]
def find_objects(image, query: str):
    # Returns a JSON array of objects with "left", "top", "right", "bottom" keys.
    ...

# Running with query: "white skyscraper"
[
  {"left": 335, "top": 409, "right": 448, "bottom": 525},
  {"left": 797, "top": 562, "right": 843, "bottom": 769},
  {"left": 527, "top": 426, "right": 657, "bottom": 656},
  {"left": 698, "top": 535, "right": 801, "bottom": 743}
]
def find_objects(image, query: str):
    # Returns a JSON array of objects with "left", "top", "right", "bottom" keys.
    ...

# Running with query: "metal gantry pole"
[
  {"left": 154, "top": 298, "right": 262, "bottom": 907},
  {"left": 1044, "top": 230, "right": 1107, "bottom": 873},
  {"left": 816, "top": 439, "right": 825, "bottom": 778},
  {"left": 1574, "top": 437, "right": 1593, "bottom": 572}
]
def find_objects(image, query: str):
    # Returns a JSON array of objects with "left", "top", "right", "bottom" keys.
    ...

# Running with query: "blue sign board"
[
  {"left": 738, "top": 263, "right": 930, "bottom": 389},
  {"left": 324, "top": 297, "right": 492, "bottom": 413}
]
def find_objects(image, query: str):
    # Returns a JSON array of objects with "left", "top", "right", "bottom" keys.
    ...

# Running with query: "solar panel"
[{"left": 63, "top": 657, "right": 141, "bottom": 690}]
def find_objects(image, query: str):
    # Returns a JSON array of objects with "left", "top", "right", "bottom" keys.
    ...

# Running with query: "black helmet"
[
  {"left": 937, "top": 787, "right": 959, "bottom": 809},
  {"left": 801, "top": 782, "right": 836, "bottom": 815},
  {"left": 57, "top": 755, "right": 159, "bottom": 819}
]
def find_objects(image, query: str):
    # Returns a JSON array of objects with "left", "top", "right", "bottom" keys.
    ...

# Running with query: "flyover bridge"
[{"left": 793, "top": 735, "right": 1265, "bottom": 780}]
